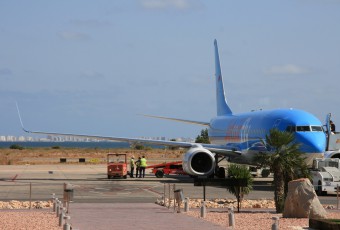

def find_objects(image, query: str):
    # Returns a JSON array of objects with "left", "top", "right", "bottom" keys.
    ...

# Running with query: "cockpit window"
[
  {"left": 296, "top": 126, "right": 310, "bottom": 132},
  {"left": 311, "top": 126, "right": 323, "bottom": 132},
  {"left": 286, "top": 125, "right": 323, "bottom": 132}
]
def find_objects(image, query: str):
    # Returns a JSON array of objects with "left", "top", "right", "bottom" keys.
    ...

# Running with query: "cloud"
[
  {"left": 264, "top": 64, "right": 310, "bottom": 75},
  {"left": 139, "top": 0, "right": 195, "bottom": 10},
  {"left": 0, "top": 68, "right": 12, "bottom": 77},
  {"left": 58, "top": 31, "right": 91, "bottom": 41}
]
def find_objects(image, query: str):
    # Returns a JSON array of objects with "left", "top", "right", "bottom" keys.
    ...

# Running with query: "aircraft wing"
[
  {"left": 17, "top": 103, "right": 239, "bottom": 158},
  {"left": 25, "top": 130, "right": 194, "bottom": 147},
  {"left": 22, "top": 128, "right": 241, "bottom": 157}
]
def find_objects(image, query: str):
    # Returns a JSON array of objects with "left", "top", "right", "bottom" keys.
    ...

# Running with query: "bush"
[
  {"left": 9, "top": 144, "right": 24, "bottom": 150},
  {"left": 261, "top": 169, "right": 271, "bottom": 178},
  {"left": 131, "top": 143, "right": 146, "bottom": 150},
  {"left": 226, "top": 164, "right": 254, "bottom": 212}
]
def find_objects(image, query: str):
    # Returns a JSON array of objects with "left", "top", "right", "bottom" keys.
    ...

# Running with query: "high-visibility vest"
[
  {"left": 140, "top": 158, "right": 147, "bottom": 167},
  {"left": 130, "top": 159, "right": 134, "bottom": 167}
]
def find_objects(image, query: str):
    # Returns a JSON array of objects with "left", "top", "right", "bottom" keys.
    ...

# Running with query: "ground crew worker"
[
  {"left": 331, "top": 120, "right": 336, "bottom": 133},
  {"left": 135, "top": 157, "right": 141, "bottom": 178},
  {"left": 130, "top": 156, "right": 135, "bottom": 178},
  {"left": 139, "top": 155, "right": 147, "bottom": 178}
]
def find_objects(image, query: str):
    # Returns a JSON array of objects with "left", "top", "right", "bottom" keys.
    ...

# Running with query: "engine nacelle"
[{"left": 182, "top": 147, "right": 215, "bottom": 176}]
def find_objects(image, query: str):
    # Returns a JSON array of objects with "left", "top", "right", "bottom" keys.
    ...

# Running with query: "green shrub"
[
  {"left": 131, "top": 143, "right": 145, "bottom": 150},
  {"left": 226, "top": 164, "right": 253, "bottom": 212},
  {"left": 9, "top": 144, "right": 24, "bottom": 150}
]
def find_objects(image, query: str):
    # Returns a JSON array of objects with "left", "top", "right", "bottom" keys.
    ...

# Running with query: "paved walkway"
[{"left": 68, "top": 203, "right": 225, "bottom": 230}]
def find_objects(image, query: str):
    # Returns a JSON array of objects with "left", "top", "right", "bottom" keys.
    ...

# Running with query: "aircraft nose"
[{"left": 295, "top": 132, "right": 326, "bottom": 153}]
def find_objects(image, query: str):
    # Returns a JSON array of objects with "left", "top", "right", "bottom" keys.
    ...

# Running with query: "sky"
[{"left": 0, "top": 0, "right": 339, "bottom": 139}]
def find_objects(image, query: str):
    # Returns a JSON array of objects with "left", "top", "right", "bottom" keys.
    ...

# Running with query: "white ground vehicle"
[
  {"left": 309, "top": 113, "right": 340, "bottom": 195},
  {"left": 324, "top": 132, "right": 340, "bottom": 159},
  {"left": 310, "top": 158, "right": 340, "bottom": 195}
]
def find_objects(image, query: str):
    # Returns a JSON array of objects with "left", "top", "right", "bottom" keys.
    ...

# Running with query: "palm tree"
[
  {"left": 253, "top": 128, "right": 309, "bottom": 213},
  {"left": 226, "top": 164, "right": 253, "bottom": 212}
]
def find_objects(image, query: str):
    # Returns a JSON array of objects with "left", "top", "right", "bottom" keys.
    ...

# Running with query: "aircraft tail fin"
[{"left": 214, "top": 39, "right": 232, "bottom": 116}]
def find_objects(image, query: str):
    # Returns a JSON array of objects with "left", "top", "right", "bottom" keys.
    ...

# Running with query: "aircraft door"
[{"left": 241, "top": 118, "right": 252, "bottom": 147}]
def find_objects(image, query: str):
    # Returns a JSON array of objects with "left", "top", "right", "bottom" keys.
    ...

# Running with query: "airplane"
[{"left": 18, "top": 39, "right": 326, "bottom": 177}]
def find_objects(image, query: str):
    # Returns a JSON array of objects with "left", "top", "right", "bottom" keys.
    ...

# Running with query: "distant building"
[
  {"left": 18, "top": 136, "right": 26, "bottom": 141},
  {"left": 6, "top": 136, "right": 16, "bottom": 141}
]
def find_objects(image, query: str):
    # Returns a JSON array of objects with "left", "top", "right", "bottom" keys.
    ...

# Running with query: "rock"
[
  {"left": 34, "top": 201, "right": 43, "bottom": 209},
  {"left": 252, "top": 203, "right": 262, "bottom": 208},
  {"left": 155, "top": 198, "right": 276, "bottom": 209},
  {"left": 325, "top": 205, "right": 335, "bottom": 209},
  {"left": 283, "top": 178, "right": 327, "bottom": 218}
]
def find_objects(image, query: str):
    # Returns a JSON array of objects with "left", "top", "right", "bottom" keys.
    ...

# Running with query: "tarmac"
[
  {"left": 0, "top": 165, "right": 230, "bottom": 229},
  {"left": 68, "top": 203, "right": 226, "bottom": 230}
]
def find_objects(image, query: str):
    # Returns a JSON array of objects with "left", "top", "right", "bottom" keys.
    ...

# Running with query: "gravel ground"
[
  {"left": 1, "top": 209, "right": 339, "bottom": 230},
  {"left": 0, "top": 210, "right": 61, "bottom": 230},
  {"left": 0, "top": 201, "right": 60, "bottom": 230},
  {"left": 186, "top": 209, "right": 340, "bottom": 230},
  {"left": 1, "top": 199, "right": 340, "bottom": 229},
  {"left": 157, "top": 198, "right": 340, "bottom": 229},
  {"left": 187, "top": 210, "right": 303, "bottom": 229}
]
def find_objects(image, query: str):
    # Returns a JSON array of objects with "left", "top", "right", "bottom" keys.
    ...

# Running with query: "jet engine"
[{"left": 182, "top": 147, "right": 215, "bottom": 176}]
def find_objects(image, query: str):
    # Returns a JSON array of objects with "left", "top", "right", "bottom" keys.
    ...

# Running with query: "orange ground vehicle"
[
  {"left": 146, "top": 161, "right": 187, "bottom": 178},
  {"left": 107, "top": 153, "right": 128, "bottom": 179}
]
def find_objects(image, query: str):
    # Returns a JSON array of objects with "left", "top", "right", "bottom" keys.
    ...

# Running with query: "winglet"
[
  {"left": 15, "top": 102, "right": 31, "bottom": 133},
  {"left": 214, "top": 39, "right": 232, "bottom": 116}
]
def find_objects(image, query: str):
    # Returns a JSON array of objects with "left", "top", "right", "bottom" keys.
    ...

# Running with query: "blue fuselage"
[{"left": 208, "top": 109, "right": 326, "bottom": 159}]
